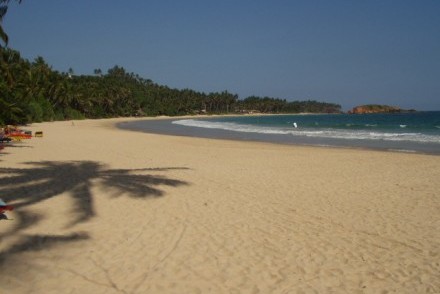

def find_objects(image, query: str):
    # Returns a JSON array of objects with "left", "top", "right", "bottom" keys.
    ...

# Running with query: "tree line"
[{"left": 0, "top": 47, "right": 341, "bottom": 125}]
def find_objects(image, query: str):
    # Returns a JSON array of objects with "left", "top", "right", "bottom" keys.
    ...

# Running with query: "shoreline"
[
  {"left": 1, "top": 117, "right": 439, "bottom": 293},
  {"left": 117, "top": 116, "right": 440, "bottom": 156}
]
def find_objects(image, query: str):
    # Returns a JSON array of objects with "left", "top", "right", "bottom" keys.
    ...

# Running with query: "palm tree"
[
  {"left": 0, "top": 97, "right": 22, "bottom": 124},
  {"left": 0, "top": 46, "right": 29, "bottom": 123},
  {"left": 0, "top": 0, "right": 22, "bottom": 47},
  {"left": 0, "top": 46, "right": 21, "bottom": 86},
  {"left": 93, "top": 68, "right": 102, "bottom": 77}
]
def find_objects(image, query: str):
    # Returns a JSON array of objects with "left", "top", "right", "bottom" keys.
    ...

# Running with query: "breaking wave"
[{"left": 172, "top": 119, "right": 440, "bottom": 144}]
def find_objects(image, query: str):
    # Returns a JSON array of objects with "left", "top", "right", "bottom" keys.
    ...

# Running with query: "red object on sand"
[
  {"left": 7, "top": 132, "right": 32, "bottom": 139},
  {"left": 0, "top": 205, "right": 14, "bottom": 213}
]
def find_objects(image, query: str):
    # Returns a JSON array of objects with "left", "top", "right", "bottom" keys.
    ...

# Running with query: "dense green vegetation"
[{"left": 0, "top": 47, "right": 341, "bottom": 125}]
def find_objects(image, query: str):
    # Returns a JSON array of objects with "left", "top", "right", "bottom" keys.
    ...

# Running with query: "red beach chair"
[
  {"left": 0, "top": 205, "right": 13, "bottom": 214},
  {"left": 0, "top": 198, "right": 13, "bottom": 214}
]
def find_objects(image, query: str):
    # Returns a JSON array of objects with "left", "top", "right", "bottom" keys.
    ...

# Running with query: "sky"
[{"left": 4, "top": 0, "right": 440, "bottom": 111}]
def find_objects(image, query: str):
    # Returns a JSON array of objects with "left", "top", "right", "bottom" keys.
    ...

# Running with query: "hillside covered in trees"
[
  {"left": 0, "top": 47, "right": 341, "bottom": 125},
  {"left": 348, "top": 104, "right": 416, "bottom": 114}
]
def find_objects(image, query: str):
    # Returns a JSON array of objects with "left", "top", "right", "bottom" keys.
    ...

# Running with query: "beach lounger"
[
  {"left": 0, "top": 198, "right": 14, "bottom": 214},
  {"left": 0, "top": 135, "right": 12, "bottom": 142},
  {"left": 0, "top": 205, "right": 14, "bottom": 214}
]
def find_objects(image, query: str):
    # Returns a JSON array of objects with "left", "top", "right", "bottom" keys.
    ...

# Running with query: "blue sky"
[{"left": 4, "top": 0, "right": 440, "bottom": 111}]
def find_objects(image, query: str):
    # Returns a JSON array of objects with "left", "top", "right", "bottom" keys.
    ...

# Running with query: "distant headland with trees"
[{"left": 348, "top": 104, "right": 416, "bottom": 114}]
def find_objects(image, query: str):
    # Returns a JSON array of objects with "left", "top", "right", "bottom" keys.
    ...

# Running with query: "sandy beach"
[{"left": 1, "top": 117, "right": 439, "bottom": 294}]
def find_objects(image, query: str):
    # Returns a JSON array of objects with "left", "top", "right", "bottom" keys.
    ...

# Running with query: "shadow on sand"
[
  {"left": 0, "top": 161, "right": 189, "bottom": 271},
  {"left": 0, "top": 143, "right": 32, "bottom": 159}
]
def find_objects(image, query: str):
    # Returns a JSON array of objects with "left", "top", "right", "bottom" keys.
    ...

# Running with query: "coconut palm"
[
  {"left": 0, "top": 0, "right": 22, "bottom": 47},
  {"left": 0, "top": 47, "right": 29, "bottom": 123}
]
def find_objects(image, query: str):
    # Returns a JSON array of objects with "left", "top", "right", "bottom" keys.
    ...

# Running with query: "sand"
[{"left": 1, "top": 117, "right": 439, "bottom": 294}]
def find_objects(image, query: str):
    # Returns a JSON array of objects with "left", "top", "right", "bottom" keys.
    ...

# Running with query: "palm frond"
[{"left": 0, "top": 6, "right": 8, "bottom": 19}]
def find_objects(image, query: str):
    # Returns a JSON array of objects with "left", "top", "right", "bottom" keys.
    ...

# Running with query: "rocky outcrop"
[{"left": 348, "top": 104, "right": 403, "bottom": 114}]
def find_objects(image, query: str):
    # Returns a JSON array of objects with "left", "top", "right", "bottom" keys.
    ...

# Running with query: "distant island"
[{"left": 348, "top": 104, "right": 416, "bottom": 114}]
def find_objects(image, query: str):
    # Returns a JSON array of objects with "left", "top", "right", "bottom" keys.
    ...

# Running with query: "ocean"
[{"left": 118, "top": 111, "right": 440, "bottom": 154}]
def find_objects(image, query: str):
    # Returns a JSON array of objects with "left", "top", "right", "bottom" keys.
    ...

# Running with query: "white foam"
[
  {"left": 172, "top": 119, "right": 440, "bottom": 144},
  {"left": 388, "top": 149, "right": 417, "bottom": 153}
]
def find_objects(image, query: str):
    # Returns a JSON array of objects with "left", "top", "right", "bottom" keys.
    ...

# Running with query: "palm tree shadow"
[
  {"left": 0, "top": 231, "right": 89, "bottom": 263},
  {"left": 0, "top": 161, "right": 189, "bottom": 225},
  {"left": 0, "top": 161, "right": 190, "bottom": 272}
]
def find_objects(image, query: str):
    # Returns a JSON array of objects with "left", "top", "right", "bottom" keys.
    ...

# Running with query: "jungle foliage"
[{"left": 0, "top": 47, "right": 341, "bottom": 125}]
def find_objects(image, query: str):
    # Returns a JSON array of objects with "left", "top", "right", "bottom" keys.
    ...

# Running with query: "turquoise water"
[{"left": 171, "top": 111, "right": 440, "bottom": 153}]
